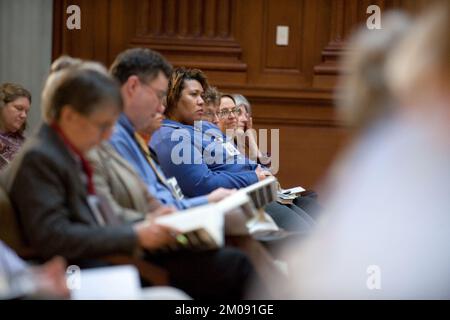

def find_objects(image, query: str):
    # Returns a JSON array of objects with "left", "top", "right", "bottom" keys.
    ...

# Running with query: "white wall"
[{"left": 0, "top": 0, "right": 53, "bottom": 135}]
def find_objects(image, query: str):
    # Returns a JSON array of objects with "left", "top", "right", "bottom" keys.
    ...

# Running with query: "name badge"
[
  {"left": 86, "top": 195, "right": 106, "bottom": 226},
  {"left": 166, "top": 177, "right": 185, "bottom": 200},
  {"left": 223, "top": 142, "right": 240, "bottom": 156}
]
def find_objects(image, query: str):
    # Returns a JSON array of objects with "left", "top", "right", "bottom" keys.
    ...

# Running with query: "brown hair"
[
  {"left": 109, "top": 48, "right": 172, "bottom": 85},
  {"left": 219, "top": 93, "right": 236, "bottom": 105},
  {"left": 50, "top": 55, "right": 82, "bottom": 73},
  {"left": 0, "top": 83, "right": 32, "bottom": 133},
  {"left": 165, "top": 67, "right": 209, "bottom": 116},
  {"left": 337, "top": 11, "right": 412, "bottom": 127},
  {"left": 203, "top": 86, "right": 221, "bottom": 106}
]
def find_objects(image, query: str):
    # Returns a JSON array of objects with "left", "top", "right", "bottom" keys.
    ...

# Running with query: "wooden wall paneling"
[
  {"left": 52, "top": 0, "right": 110, "bottom": 63},
  {"left": 217, "top": 0, "right": 232, "bottom": 38},
  {"left": 164, "top": 0, "right": 177, "bottom": 36},
  {"left": 204, "top": 0, "right": 217, "bottom": 37},
  {"left": 148, "top": 0, "right": 163, "bottom": 35},
  {"left": 52, "top": 0, "right": 436, "bottom": 189},
  {"left": 108, "top": 0, "right": 136, "bottom": 66},
  {"left": 128, "top": 0, "right": 247, "bottom": 77},
  {"left": 256, "top": 0, "right": 307, "bottom": 86},
  {"left": 312, "top": 0, "right": 352, "bottom": 89},
  {"left": 300, "top": 0, "right": 330, "bottom": 84},
  {"left": 310, "top": 0, "right": 433, "bottom": 90},
  {"left": 250, "top": 99, "right": 351, "bottom": 188},
  {"left": 263, "top": 0, "right": 302, "bottom": 71}
]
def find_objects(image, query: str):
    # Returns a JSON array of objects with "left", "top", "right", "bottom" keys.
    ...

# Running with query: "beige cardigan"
[{"left": 88, "top": 142, "right": 162, "bottom": 223}]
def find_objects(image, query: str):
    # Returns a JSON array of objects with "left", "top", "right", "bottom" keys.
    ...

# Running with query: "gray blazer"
[
  {"left": 1, "top": 124, "right": 138, "bottom": 261},
  {"left": 88, "top": 142, "right": 162, "bottom": 223}
]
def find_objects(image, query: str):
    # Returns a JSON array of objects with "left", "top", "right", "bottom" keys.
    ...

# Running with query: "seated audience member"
[
  {"left": 218, "top": 93, "right": 272, "bottom": 169},
  {"left": 150, "top": 67, "right": 316, "bottom": 232},
  {"left": 218, "top": 94, "right": 321, "bottom": 219},
  {"left": 151, "top": 68, "right": 268, "bottom": 195},
  {"left": 229, "top": 93, "right": 271, "bottom": 166},
  {"left": 105, "top": 48, "right": 266, "bottom": 299},
  {"left": 0, "top": 240, "right": 68, "bottom": 299},
  {"left": 46, "top": 55, "right": 172, "bottom": 224},
  {"left": 0, "top": 83, "right": 31, "bottom": 170},
  {"left": 201, "top": 86, "right": 221, "bottom": 127},
  {"left": 281, "top": 6, "right": 450, "bottom": 299}
]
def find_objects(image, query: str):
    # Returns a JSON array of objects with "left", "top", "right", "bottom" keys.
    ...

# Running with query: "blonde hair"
[
  {"left": 386, "top": 2, "right": 449, "bottom": 104},
  {"left": 337, "top": 12, "right": 412, "bottom": 128}
]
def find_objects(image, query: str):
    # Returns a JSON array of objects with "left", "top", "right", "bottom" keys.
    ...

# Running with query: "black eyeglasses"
[
  {"left": 203, "top": 111, "right": 219, "bottom": 118},
  {"left": 217, "top": 107, "right": 242, "bottom": 118}
]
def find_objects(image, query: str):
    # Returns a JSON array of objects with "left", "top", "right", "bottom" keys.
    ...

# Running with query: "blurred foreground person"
[
  {"left": 278, "top": 5, "right": 450, "bottom": 299},
  {"left": 0, "top": 240, "right": 68, "bottom": 299},
  {"left": 0, "top": 240, "right": 189, "bottom": 300}
]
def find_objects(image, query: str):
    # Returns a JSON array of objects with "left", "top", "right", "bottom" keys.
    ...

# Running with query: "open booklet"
[
  {"left": 277, "top": 184, "right": 306, "bottom": 205},
  {"left": 155, "top": 176, "right": 285, "bottom": 251},
  {"left": 155, "top": 202, "right": 225, "bottom": 251}
]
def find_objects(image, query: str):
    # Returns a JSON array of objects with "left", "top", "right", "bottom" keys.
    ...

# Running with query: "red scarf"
[{"left": 50, "top": 123, "right": 96, "bottom": 195}]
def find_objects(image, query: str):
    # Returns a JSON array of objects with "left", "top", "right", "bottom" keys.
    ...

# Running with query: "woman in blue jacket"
[{"left": 150, "top": 67, "right": 316, "bottom": 232}]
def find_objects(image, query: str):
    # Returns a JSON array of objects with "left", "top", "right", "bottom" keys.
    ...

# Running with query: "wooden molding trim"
[
  {"left": 216, "top": 86, "right": 334, "bottom": 103},
  {"left": 170, "top": 60, "right": 247, "bottom": 71},
  {"left": 254, "top": 117, "right": 346, "bottom": 128},
  {"left": 52, "top": 0, "right": 64, "bottom": 61}
]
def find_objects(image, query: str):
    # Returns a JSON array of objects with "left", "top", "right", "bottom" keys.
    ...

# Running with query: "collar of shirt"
[{"left": 117, "top": 113, "right": 136, "bottom": 138}]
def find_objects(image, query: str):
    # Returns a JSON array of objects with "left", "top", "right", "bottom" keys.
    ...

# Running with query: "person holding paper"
[{"left": 2, "top": 63, "right": 180, "bottom": 265}]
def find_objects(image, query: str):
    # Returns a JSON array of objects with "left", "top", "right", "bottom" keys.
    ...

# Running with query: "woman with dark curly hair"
[{"left": 151, "top": 67, "right": 317, "bottom": 233}]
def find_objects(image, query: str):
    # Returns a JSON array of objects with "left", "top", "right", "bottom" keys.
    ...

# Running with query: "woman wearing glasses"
[
  {"left": 0, "top": 83, "right": 31, "bottom": 170},
  {"left": 218, "top": 93, "right": 321, "bottom": 221},
  {"left": 150, "top": 67, "right": 316, "bottom": 233},
  {"left": 218, "top": 94, "right": 272, "bottom": 167}
]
